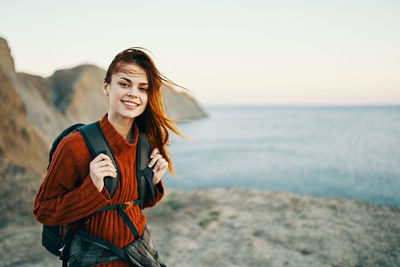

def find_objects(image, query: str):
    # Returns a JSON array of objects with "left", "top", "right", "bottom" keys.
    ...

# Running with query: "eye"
[
  {"left": 139, "top": 87, "right": 149, "bottom": 91},
  {"left": 119, "top": 82, "right": 129, "bottom": 88}
]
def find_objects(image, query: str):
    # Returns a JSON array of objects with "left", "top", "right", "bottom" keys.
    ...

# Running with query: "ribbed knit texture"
[{"left": 33, "top": 113, "right": 165, "bottom": 267}]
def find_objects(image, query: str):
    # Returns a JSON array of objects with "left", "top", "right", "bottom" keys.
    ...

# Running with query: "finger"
[
  {"left": 92, "top": 159, "right": 116, "bottom": 170},
  {"left": 97, "top": 170, "right": 117, "bottom": 178},
  {"left": 150, "top": 148, "right": 159, "bottom": 159},
  {"left": 154, "top": 159, "right": 168, "bottom": 173},
  {"left": 91, "top": 169, "right": 117, "bottom": 181},
  {"left": 92, "top": 153, "right": 113, "bottom": 165},
  {"left": 95, "top": 153, "right": 112, "bottom": 162},
  {"left": 148, "top": 154, "right": 162, "bottom": 168},
  {"left": 95, "top": 166, "right": 117, "bottom": 175},
  {"left": 153, "top": 158, "right": 166, "bottom": 172}
]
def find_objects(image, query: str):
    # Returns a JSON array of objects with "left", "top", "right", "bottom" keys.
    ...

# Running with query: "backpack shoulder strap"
[
  {"left": 78, "top": 121, "right": 120, "bottom": 198},
  {"left": 136, "top": 132, "right": 156, "bottom": 208}
]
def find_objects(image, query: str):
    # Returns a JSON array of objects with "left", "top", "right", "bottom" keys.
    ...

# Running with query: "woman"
[{"left": 34, "top": 48, "right": 182, "bottom": 266}]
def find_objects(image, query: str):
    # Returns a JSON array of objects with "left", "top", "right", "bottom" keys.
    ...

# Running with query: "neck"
[{"left": 107, "top": 113, "right": 134, "bottom": 143}]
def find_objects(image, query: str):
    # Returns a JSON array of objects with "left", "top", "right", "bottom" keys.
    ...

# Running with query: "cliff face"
[
  {"left": 49, "top": 64, "right": 108, "bottom": 124},
  {"left": 162, "top": 86, "right": 207, "bottom": 121},
  {"left": 16, "top": 72, "right": 69, "bottom": 141},
  {"left": 0, "top": 39, "right": 49, "bottom": 173}
]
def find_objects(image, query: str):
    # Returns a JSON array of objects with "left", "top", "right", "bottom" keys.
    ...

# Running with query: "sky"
[{"left": 0, "top": 0, "right": 399, "bottom": 105}]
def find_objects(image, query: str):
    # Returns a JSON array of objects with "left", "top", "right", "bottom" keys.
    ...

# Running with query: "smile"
[{"left": 121, "top": 100, "right": 139, "bottom": 107}]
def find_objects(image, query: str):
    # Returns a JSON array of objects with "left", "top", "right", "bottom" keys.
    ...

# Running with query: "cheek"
[
  {"left": 110, "top": 89, "right": 124, "bottom": 101},
  {"left": 142, "top": 93, "right": 149, "bottom": 106}
]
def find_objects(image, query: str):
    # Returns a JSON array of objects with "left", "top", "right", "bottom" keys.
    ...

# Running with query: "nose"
[{"left": 127, "top": 86, "right": 139, "bottom": 98}]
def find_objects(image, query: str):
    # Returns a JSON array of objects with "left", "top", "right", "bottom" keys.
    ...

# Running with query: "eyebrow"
[{"left": 118, "top": 77, "right": 148, "bottom": 86}]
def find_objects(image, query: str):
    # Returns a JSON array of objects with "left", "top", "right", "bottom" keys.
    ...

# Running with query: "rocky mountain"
[
  {"left": 162, "top": 87, "right": 207, "bottom": 121},
  {"left": 0, "top": 38, "right": 48, "bottom": 174}
]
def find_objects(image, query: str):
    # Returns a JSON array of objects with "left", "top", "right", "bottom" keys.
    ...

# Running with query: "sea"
[{"left": 163, "top": 105, "right": 400, "bottom": 207}]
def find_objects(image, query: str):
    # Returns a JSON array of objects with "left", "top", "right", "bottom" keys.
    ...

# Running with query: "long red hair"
[{"left": 104, "top": 48, "right": 183, "bottom": 175}]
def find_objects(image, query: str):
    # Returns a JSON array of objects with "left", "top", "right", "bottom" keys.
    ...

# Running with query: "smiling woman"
[{"left": 34, "top": 47, "right": 184, "bottom": 266}]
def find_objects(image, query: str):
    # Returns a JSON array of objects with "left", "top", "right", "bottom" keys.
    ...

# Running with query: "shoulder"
[
  {"left": 51, "top": 130, "right": 92, "bottom": 166},
  {"left": 58, "top": 131, "right": 87, "bottom": 152}
]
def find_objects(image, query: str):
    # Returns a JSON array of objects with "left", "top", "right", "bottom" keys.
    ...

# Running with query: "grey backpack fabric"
[{"left": 68, "top": 225, "right": 166, "bottom": 267}]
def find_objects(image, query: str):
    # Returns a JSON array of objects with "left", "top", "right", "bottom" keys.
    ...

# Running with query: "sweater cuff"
[
  {"left": 80, "top": 175, "right": 111, "bottom": 206},
  {"left": 155, "top": 179, "right": 164, "bottom": 195}
]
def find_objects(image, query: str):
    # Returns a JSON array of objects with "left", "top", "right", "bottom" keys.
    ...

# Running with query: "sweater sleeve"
[
  {"left": 33, "top": 138, "right": 111, "bottom": 225},
  {"left": 142, "top": 179, "right": 165, "bottom": 209}
]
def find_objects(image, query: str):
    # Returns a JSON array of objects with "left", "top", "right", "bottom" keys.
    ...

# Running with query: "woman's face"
[{"left": 104, "top": 63, "right": 149, "bottom": 122}]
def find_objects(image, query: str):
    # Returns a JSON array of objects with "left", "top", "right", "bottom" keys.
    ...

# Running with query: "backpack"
[{"left": 41, "top": 121, "right": 156, "bottom": 263}]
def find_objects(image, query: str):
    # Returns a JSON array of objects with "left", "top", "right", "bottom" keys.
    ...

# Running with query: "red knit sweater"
[{"left": 33, "top": 113, "right": 165, "bottom": 267}]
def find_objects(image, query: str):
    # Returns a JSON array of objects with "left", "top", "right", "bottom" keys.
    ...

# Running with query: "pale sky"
[{"left": 1, "top": 0, "right": 399, "bottom": 105}]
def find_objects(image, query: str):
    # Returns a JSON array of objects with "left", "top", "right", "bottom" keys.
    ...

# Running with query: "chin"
[{"left": 120, "top": 109, "right": 146, "bottom": 119}]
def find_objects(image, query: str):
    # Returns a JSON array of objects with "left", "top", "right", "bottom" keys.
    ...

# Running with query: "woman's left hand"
[{"left": 148, "top": 148, "right": 168, "bottom": 185}]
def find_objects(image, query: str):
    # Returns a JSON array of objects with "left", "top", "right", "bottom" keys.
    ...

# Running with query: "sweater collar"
[{"left": 99, "top": 113, "right": 139, "bottom": 156}]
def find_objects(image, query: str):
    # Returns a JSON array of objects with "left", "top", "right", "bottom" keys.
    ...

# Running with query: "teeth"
[{"left": 122, "top": 101, "right": 138, "bottom": 107}]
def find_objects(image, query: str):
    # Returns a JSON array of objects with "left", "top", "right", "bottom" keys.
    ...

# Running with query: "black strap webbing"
[
  {"left": 116, "top": 205, "right": 141, "bottom": 240},
  {"left": 78, "top": 227, "right": 129, "bottom": 262},
  {"left": 78, "top": 121, "right": 120, "bottom": 198}
]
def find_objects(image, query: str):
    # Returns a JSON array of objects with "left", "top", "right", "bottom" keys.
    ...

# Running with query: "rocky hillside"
[
  {"left": 0, "top": 39, "right": 49, "bottom": 174},
  {"left": 162, "top": 86, "right": 207, "bottom": 121}
]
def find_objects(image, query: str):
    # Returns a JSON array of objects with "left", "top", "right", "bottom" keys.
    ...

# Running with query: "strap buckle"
[{"left": 123, "top": 201, "right": 135, "bottom": 211}]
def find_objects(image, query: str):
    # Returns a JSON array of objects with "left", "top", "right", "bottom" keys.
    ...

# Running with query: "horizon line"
[{"left": 202, "top": 103, "right": 400, "bottom": 108}]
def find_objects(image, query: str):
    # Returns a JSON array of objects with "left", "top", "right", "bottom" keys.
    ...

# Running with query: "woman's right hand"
[{"left": 89, "top": 153, "right": 117, "bottom": 192}]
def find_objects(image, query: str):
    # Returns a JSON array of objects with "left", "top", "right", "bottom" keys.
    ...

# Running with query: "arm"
[{"left": 33, "top": 138, "right": 111, "bottom": 225}]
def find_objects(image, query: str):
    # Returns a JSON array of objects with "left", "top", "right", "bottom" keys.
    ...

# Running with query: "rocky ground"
[{"left": 1, "top": 187, "right": 399, "bottom": 267}]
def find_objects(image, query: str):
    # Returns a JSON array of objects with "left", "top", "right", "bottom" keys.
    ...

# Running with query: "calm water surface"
[{"left": 164, "top": 106, "right": 400, "bottom": 207}]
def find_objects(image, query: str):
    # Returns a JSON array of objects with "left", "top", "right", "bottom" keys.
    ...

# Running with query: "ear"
[{"left": 103, "top": 81, "right": 110, "bottom": 96}]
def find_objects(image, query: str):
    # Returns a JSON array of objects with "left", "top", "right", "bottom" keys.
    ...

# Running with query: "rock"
[
  {"left": 16, "top": 72, "right": 69, "bottom": 140},
  {"left": 0, "top": 38, "right": 49, "bottom": 173},
  {"left": 162, "top": 86, "right": 207, "bottom": 121},
  {"left": 48, "top": 64, "right": 108, "bottom": 124}
]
